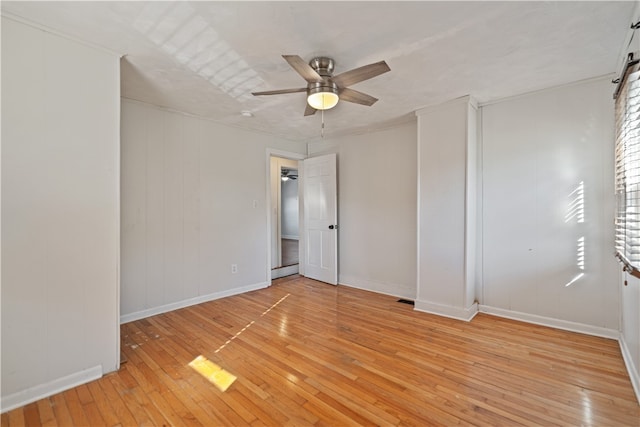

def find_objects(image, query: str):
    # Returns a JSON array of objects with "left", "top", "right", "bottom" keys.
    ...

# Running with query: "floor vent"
[{"left": 397, "top": 299, "right": 415, "bottom": 305}]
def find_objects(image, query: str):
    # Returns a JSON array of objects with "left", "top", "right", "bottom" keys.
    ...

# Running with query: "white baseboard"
[
  {"left": 281, "top": 235, "right": 299, "bottom": 240},
  {"left": 339, "top": 274, "right": 415, "bottom": 300},
  {"left": 620, "top": 333, "right": 640, "bottom": 404},
  {"left": 1, "top": 365, "right": 102, "bottom": 413},
  {"left": 479, "top": 305, "right": 620, "bottom": 340},
  {"left": 271, "top": 264, "right": 299, "bottom": 279},
  {"left": 414, "top": 299, "right": 478, "bottom": 322},
  {"left": 120, "top": 282, "right": 269, "bottom": 324}
]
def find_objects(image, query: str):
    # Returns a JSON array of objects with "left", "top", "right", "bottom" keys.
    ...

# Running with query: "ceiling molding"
[
  {"left": 477, "top": 74, "right": 615, "bottom": 108},
  {"left": 1, "top": 12, "right": 123, "bottom": 58}
]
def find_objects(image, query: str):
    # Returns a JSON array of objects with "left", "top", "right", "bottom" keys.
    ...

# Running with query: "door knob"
[{"left": 328, "top": 225, "right": 338, "bottom": 230}]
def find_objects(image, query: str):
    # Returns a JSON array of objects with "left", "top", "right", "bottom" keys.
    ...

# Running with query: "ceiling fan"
[
  {"left": 281, "top": 169, "right": 298, "bottom": 181},
  {"left": 252, "top": 55, "right": 390, "bottom": 116}
]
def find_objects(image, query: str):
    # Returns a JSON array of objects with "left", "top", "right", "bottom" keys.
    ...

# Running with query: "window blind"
[{"left": 615, "top": 66, "right": 640, "bottom": 269}]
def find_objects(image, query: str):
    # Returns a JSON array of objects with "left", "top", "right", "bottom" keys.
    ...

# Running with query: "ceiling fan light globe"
[{"left": 307, "top": 91, "right": 339, "bottom": 110}]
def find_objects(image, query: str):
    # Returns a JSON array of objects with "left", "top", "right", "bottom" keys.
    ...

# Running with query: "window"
[{"left": 615, "top": 58, "right": 640, "bottom": 274}]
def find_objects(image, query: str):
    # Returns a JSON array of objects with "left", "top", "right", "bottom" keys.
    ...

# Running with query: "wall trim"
[
  {"left": 306, "top": 113, "right": 416, "bottom": 144},
  {"left": 122, "top": 98, "right": 303, "bottom": 143},
  {"left": 1, "top": 365, "right": 103, "bottom": 414},
  {"left": 120, "top": 282, "right": 269, "bottom": 324},
  {"left": 415, "top": 95, "right": 478, "bottom": 117},
  {"left": 478, "top": 74, "right": 614, "bottom": 108},
  {"left": 339, "top": 274, "right": 415, "bottom": 300},
  {"left": 620, "top": 333, "right": 640, "bottom": 404},
  {"left": 1, "top": 13, "right": 122, "bottom": 58},
  {"left": 414, "top": 299, "right": 479, "bottom": 322},
  {"left": 271, "top": 265, "right": 299, "bottom": 279},
  {"left": 479, "top": 305, "right": 620, "bottom": 340}
]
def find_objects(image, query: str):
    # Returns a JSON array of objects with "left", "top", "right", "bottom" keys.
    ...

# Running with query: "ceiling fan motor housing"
[
  {"left": 307, "top": 57, "right": 339, "bottom": 109},
  {"left": 308, "top": 81, "right": 339, "bottom": 96},
  {"left": 309, "top": 57, "right": 335, "bottom": 77}
]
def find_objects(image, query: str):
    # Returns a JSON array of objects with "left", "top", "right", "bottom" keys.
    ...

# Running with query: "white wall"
[
  {"left": 480, "top": 77, "right": 619, "bottom": 336},
  {"left": 415, "top": 97, "right": 478, "bottom": 320},
  {"left": 120, "top": 100, "right": 305, "bottom": 322},
  {"left": 308, "top": 122, "right": 417, "bottom": 299},
  {"left": 1, "top": 17, "right": 120, "bottom": 411},
  {"left": 281, "top": 178, "right": 299, "bottom": 239}
]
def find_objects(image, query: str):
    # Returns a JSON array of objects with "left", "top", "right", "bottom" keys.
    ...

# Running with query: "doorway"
[
  {"left": 265, "top": 150, "right": 338, "bottom": 285},
  {"left": 280, "top": 167, "right": 299, "bottom": 266},
  {"left": 270, "top": 156, "right": 301, "bottom": 279}
]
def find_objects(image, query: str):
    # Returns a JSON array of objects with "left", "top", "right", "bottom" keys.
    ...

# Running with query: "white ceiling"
[{"left": 2, "top": 1, "right": 635, "bottom": 141}]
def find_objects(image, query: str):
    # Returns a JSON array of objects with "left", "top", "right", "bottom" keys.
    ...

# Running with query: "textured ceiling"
[{"left": 2, "top": 1, "right": 635, "bottom": 141}]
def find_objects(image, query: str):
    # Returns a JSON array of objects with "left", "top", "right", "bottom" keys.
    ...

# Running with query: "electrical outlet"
[{"left": 231, "top": 264, "right": 238, "bottom": 274}]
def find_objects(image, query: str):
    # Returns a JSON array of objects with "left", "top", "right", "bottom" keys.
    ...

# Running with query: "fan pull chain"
[{"left": 321, "top": 109, "right": 325, "bottom": 138}]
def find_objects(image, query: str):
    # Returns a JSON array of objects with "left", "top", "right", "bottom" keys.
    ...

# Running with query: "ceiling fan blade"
[
  {"left": 283, "top": 55, "right": 323, "bottom": 83},
  {"left": 252, "top": 87, "right": 306, "bottom": 96},
  {"left": 304, "top": 103, "right": 317, "bottom": 116},
  {"left": 339, "top": 88, "right": 378, "bottom": 106},
  {"left": 332, "top": 60, "right": 390, "bottom": 87}
]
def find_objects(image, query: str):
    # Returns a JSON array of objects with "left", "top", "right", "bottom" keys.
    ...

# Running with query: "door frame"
[{"left": 265, "top": 148, "right": 306, "bottom": 285}]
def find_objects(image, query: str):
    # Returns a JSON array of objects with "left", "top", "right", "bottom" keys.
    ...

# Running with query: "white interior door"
[{"left": 303, "top": 153, "right": 338, "bottom": 285}]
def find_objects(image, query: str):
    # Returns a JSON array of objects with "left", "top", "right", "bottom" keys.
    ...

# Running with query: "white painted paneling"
[
  {"left": 482, "top": 104, "right": 538, "bottom": 312},
  {"left": 145, "top": 108, "right": 166, "bottom": 309},
  {"left": 308, "top": 122, "right": 417, "bottom": 298},
  {"left": 197, "top": 125, "right": 218, "bottom": 296},
  {"left": 481, "top": 78, "right": 618, "bottom": 330},
  {"left": 416, "top": 97, "right": 476, "bottom": 316},
  {"left": 2, "top": 15, "right": 48, "bottom": 399},
  {"left": 164, "top": 113, "right": 184, "bottom": 304},
  {"left": 2, "top": 17, "right": 119, "bottom": 410},
  {"left": 121, "top": 97, "right": 147, "bottom": 316},
  {"left": 182, "top": 122, "right": 201, "bottom": 299},
  {"left": 120, "top": 100, "right": 305, "bottom": 321}
]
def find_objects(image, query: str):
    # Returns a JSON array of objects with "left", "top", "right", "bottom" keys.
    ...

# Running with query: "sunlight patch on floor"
[
  {"left": 188, "top": 355, "right": 237, "bottom": 392},
  {"left": 214, "top": 293, "right": 291, "bottom": 353},
  {"left": 189, "top": 294, "right": 292, "bottom": 392}
]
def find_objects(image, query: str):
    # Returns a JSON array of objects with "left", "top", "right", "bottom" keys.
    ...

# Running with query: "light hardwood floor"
[
  {"left": 281, "top": 238, "right": 299, "bottom": 267},
  {"left": 2, "top": 275, "right": 639, "bottom": 426}
]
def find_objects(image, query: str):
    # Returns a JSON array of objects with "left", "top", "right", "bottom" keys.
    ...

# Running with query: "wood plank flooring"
[
  {"left": 3, "top": 275, "right": 639, "bottom": 426},
  {"left": 281, "top": 238, "right": 299, "bottom": 267}
]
